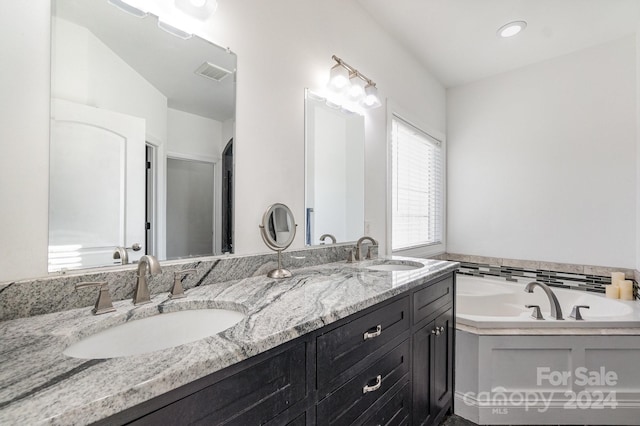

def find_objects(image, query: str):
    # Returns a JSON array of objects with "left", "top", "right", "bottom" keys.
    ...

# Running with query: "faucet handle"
[
  {"left": 366, "top": 245, "right": 378, "bottom": 260},
  {"left": 570, "top": 305, "right": 590, "bottom": 320},
  {"left": 525, "top": 304, "right": 544, "bottom": 320},
  {"left": 76, "top": 281, "right": 116, "bottom": 315},
  {"left": 346, "top": 249, "right": 356, "bottom": 263},
  {"left": 170, "top": 269, "right": 197, "bottom": 299}
]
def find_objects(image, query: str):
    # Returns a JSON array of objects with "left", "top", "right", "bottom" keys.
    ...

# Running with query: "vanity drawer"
[
  {"left": 413, "top": 275, "right": 453, "bottom": 325},
  {"left": 316, "top": 340, "right": 410, "bottom": 425},
  {"left": 131, "top": 343, "right": 306, "bottom": 425},
  {"left": 361, "top": 380, "right": 410, "bottom": 426},
  {"left": 317, "top": 297, "right": 410, "bottom": 391}
]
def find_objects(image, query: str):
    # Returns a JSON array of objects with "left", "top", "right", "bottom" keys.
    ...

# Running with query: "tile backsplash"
[
  {"left": 0, "top": 243, "right": 368, "bottom": 322},
  {"left": 437, "top": 253, "right": 639, "bottom": 300}
]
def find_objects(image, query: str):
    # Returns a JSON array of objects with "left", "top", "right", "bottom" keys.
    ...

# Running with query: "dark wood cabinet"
[
  {"left": 316, "top": 296, "right": 410, "bottom": 394},
  {"left": 412, "top": 308, "right": 454, "bottom": 426},
  {"left": 316, "top": 341, "right": 410, "bottom": 425},
  {"left": 99, "top": 272, "right": 455, "bottom": 426},
  {"left": 128, "top": 342, "right": 307, "bottom": 426}
]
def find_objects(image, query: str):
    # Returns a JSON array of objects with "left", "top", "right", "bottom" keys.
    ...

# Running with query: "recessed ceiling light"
[{"left": 497, "top": 21, "right": 527, "bottom": 38}]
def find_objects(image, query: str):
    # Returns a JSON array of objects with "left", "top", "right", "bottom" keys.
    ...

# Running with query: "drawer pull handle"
[
  {"left": 363, "top": 375, "right": 382, "bottom": 394},
  {"left": 431, "top": 326, "right": 444, "bottom": 336},
  {"left": 363, "top": 325, "right": 382, "bottom": 340}
]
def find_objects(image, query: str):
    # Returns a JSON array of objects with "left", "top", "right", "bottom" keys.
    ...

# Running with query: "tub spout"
[{"left": 524, "top": 281, "right": 564, "bottom": 320}]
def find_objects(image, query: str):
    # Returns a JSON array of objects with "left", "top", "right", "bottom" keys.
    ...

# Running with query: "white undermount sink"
[
  {"left": 364, "top": 260, "right": 424, "bottom": 272},
  {"left": 64, "top": 309, "right": 245, "bottom": 359}
]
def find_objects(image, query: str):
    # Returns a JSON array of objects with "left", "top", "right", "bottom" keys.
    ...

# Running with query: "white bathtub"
[
  {"left": 456, "top": 275, "right": 640, "bottom": 328},
  {"left": 454, "top": 275, "right": 640, "bottom": 425}
]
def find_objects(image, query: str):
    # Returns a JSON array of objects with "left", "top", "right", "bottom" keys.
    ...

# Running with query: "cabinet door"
[
  {"left": 130, "top": 343, "right": 306, "bottom": 425},
  {"left": 412, "top": 320, "right": 435, "bottom": 426},
  {"left": 431, "top": 308, "right": 453, "bottom": 416},
  {"left": 412, "top": 307, "right": 453, "bottom": 426}
]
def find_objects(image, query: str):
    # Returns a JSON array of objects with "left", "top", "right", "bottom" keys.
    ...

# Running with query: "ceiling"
[{"left": 357, "top": 0, "right": 640, "bottom": 88}]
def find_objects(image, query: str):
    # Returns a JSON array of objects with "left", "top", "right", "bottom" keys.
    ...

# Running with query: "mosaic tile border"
[{"left": 435, "top": 253, "right": 639, "bottom": 300}]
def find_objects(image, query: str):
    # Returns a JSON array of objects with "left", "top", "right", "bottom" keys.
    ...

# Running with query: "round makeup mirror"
[{"left": 259, "top": 203, "right": 297, "bottom": 278}]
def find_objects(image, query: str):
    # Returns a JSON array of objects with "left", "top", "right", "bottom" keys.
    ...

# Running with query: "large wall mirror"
[
  {"left": 49, "top": 0, "right": 236, "bottom": 272},
  {"left": 304, "top": 90, "right": 364, "bottom": 246}
]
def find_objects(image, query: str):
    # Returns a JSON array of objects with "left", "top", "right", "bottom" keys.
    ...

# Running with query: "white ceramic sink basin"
[
  {"left": 64, "top": 309, "right": 245, "bottom": 359},
  {"left": 365, "top": 260, "right": 424, "bottom": 272}
]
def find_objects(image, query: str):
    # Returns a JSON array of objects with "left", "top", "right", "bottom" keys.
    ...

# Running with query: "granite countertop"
[{"left": 0, "top": 257, "right": 458, "bottom": 425}]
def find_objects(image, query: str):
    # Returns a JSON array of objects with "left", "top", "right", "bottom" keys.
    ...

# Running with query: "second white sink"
[
  {"left": 64, "top": 309, "right": 245, "bottom": 359},
  {"left": 366, "top": 264, "right": 421, "bottom": 271},
  {"left": 364, "top": 260, "right": 424, "bottom": 272}
]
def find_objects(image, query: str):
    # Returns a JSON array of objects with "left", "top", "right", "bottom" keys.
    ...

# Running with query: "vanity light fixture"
[
  {"left": 497, "top": 20, "right": 527, "bottom": 38},
  {"left": 328, "top": 63, "right": 350, "bottom": 93},
  {"left": 362, "top": 82, "right": 382, "bottom": 109},
  {"left": 174, "top": 0, "right": 218, "bottom": 21},
  {"left": 158, "top": 19, "right": 193, "bottom": 39},
  {"left": 347, "top": 73, "right": 366, "bottom": 101},
  {"left": 108, "top": 0, "right": 217, "bottom": 40},
  {"left": 326, "top": 55, "right": 382, "bottom": 110},
  {"left": 107, "top": 0, "right": 149, "bottom": 18}
]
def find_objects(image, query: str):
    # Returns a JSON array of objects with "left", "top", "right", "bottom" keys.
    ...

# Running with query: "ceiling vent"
[{"left": 194, "top": 61, "right": 232, "bottom": 82}]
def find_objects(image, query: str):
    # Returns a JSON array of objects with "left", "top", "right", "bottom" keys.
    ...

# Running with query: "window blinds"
[{"left": 391, "top": 116, "right": 443, "bottom": 251}]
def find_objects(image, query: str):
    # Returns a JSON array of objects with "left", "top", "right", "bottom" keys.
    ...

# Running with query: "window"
[{"left": 390, "top": 115, "right": 445, "bottom": 254}]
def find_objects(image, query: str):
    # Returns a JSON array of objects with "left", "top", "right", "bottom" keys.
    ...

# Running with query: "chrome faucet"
[
  {"left": 133, "top": 255, "right": 162, "bottom": 305},
  {"left": 113, "top": 246, "right": 129, "bottom": 265},
  {"left": 355, "top": 236, "right": 378, "bottom": 261},
  {"left": 319, "top": 234, "right": 336, "bottom": 244},
  {"left": 524, "top": 281, "right": 564, "bottom": 320}
]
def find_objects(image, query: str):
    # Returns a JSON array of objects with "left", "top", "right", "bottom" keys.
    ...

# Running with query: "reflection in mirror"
[
  {"left": 259, "top": 204, "right": 297, "bottom": 279},
  {"left": 304, "top": 89, "right": 365, "bottom": 246},
  {"left": 48, "top": 0, "right": 236, "bottom": 272}
]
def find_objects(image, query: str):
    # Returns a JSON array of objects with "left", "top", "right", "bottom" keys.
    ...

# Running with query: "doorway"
[
  {"left": 221, "top": 139, "right": 233, "bottom": 253},
  {"left": 166, "top": 157, "right": 215, "bottom": 259}
]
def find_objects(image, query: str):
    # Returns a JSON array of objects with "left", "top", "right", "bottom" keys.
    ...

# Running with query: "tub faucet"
[
  {"left": 355, "top": 236, "right": 378, "bottom": 261},
  {"left": 133, "top": 255, "right": 162, "bottom": 305},
  {"left": 524, "top": 281, "right": 564, "bottom": 320}
]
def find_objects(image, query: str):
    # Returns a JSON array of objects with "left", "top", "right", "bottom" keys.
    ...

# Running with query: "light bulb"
[
  {"left": 108, "top": 0, "right": 149, "bottom": 18},
  {"left": 347, "top": 75, "right": 366, "bottom": 102},
  {"left": 175, "top": 0, "right": 218, "bottom": 20},
  {"left": 328, "top": 64, "right": 350, "bottom": 91},
  {"left": 361, "top": 84, "right": 381, "bottom": 109}
]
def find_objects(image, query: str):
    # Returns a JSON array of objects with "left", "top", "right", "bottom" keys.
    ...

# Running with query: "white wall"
[
  {"left": 0, "top": 2, "right": 51, "bottom": 281},
  {"left": 447, "top": 37, "right": 637, "bottom": 268},
  {"left": 199, "top": 0, "right": 446, "bottom": 256},
  {"left": 167, "top": 108, "right": 222, "bottom": 159},
  {"left": 0, "top": 0, "right": 445, "bottom": 281}
]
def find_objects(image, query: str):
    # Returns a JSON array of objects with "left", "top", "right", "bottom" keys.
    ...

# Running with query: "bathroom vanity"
[{"left": 0, "top": 257, "right": 457, "bottom": 425}]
